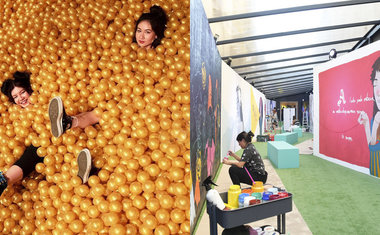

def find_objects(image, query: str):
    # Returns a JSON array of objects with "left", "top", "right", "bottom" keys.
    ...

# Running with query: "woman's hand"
[
  {"left": 374, "top": 111, "right": 380, "bottom": 124},
  {"left": 222, "top": 158, "right": 230, "bottom": 165},
  {"left": 358, "top": 111, "right": 369, "bottom": 125},
  {"left": 227, "top": 150, "right": 235, "bottom": 159}
]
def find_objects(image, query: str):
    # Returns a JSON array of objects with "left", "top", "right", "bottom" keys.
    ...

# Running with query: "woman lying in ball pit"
[
  {"left": 0, "top": 5, "right": 168, "bottom": 197},
  {"left": 0, "top": 72, "right": 99, "bottom": 197}
]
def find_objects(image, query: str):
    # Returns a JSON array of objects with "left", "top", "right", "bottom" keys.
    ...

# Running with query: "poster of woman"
[{"left": 315, "top": 40, "right": 380, "bottom": 177}]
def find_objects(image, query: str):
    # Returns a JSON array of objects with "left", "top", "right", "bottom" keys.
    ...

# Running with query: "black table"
[{"left": 207, "top": 191, "right": 292, "bottom": 235}]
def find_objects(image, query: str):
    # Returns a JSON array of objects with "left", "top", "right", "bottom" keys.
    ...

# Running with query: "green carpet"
[
  {"left": 277, "top": 154, "right": 380, "bottom": 234},
  {"left": 255, "top": 133, "right": 380, "bottom": 234}
]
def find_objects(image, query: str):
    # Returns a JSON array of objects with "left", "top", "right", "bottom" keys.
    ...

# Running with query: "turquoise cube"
[
  {"left": 292, "top": 127, "right": 302, "bottom": 138},
  {"left": 274, "top": 132, "right": 298, "bottom": 144},
  {"left": 268, "top": 141, "right": 299, "bottom": 169}
]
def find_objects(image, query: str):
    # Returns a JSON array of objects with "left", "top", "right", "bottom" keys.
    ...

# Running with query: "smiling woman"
[
  {"left": 11, "top": 86, "right": 31, "bottom": 108},
  {"left": 1, "top": 72, "right": 33, "bottom": 108},
  {"left": 133, "top": 5, "right": 168, "bottom": 49},
  {"left": 0, "top": 71, "right": 101, "bottom": 197}
]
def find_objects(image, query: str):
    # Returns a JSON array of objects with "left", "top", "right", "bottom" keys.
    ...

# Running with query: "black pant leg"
[
  {"left": 13, "top": 145, "right": 44, "bottom": 177},
  {"left": 228, "top": 166, "right": 253, "bottom": 185},
  {"left": 251, "top": 171, "right": 268, "bottom": 184}
]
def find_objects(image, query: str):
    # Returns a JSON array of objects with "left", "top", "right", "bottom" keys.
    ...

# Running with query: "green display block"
[
  {"left": 267, "top": 141, "right": 299, "bottom": 169},
  {"left": 292, "top": 127, "right": 302, "bottom": 138},
  {"left": 274, "top": 132, "right": 298, "bottom": 144}
]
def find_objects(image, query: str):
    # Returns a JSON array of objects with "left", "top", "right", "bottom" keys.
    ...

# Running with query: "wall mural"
[
  {"left": 221, "top": 62, "right": 267, "bottom": 161},
  {"left": 250, "top": 88, "right": 260, "bottom": 136},
  {"left": 315, "top": 42, "right": 380, "bottom": 177},
  {"left": 190, "top": 0, "right": 221, "bottom": 231}
]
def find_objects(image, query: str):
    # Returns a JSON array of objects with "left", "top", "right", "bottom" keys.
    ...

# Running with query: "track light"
[
  {"left": 214, "top": 34, "right": 219, "bottom": 43},
  {"left": 329, "top": 49, "right": 337, "bottom": 60},
  {"left": 226, "top": 57, "right": 232, "bottom": 66}
]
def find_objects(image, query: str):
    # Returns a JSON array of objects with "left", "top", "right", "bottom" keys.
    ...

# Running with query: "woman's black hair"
[
  {"left": 1, "top": 71, "right": 33, "bottom": 103},
  {"left": 236, "top": 131, "right": 255, "bottom": 143},
  {"left": 133, "top": 5, "right": 168, "bottom": 48},
  {"left": 371, "top": 56, "right": 380, "bottom": 119}
]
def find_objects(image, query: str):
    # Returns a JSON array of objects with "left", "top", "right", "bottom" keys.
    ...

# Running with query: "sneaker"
[
  {"left": 49, "top": 97, "right": 72, "bottom": 138},
  {"left": 77, "top": 148, "right": 92, "bottom": 184},
  {"left": 0, "top": 171, "right": 8, "bottom": 197}
]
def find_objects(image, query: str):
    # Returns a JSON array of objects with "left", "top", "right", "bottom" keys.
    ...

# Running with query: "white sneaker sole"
[
  {"left": 49, "top": 97, "right": 63, "bottom": 138},
  {"left": 77, "top": 148, "right": 91, "bottom": 184}
]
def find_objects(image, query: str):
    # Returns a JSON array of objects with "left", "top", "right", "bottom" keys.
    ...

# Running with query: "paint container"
[
  {"left": 249, "top": 199, "right": 261, "bottom": 205},
  {"left": 251, "top": 192, "right": 262, "bottom": 200},
  {"left": 252, "top": 227, "right": 262, "bottom": 234},
  {"left": 238, "top": 193, "right": 250, "bottom": 208},
  {"left": 264, "top": 184, "right": 273, "bottom": 191},
  {"left": 252, "top": 181, "right": 264, "bottom": 193},
  {"left": 227, "top": 185, "right": 241, "bottom": 209},
  {"left": 241, "top": 188, "right": 253, "bottom": 194},
  {"left": 243, "top": 196, "right": 255, "bottom": 207},
  {"left": 269, "top": 194, "right": 281, "bottom": 200},
  {"left": 263, "top": 226, "right": 275, "bottom": 234},
  {"left": 278, "top": 191, "right": 288, "bottom": 198},
  {"left": 262, "top": 191, "right": 273, "bottom": 202},
  {"left": 268, "top": 187, "right": 278, "bottom": 195}
]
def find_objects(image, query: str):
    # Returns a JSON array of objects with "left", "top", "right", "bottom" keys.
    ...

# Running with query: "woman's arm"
[
  {"left": 369, "top": 111, "right": 380, "bottom": 145},
  {"left": 227, "top": 150, "right": 241, "bottom": 161},
  {"left": 370, "top": 120, "right": 379, "bottom": 145},
  {"left": 358, "top": 111, "right": 371, "bottom": 145},
  {"left": 222, "top": 158, "right": 245, "bottom": 168}
]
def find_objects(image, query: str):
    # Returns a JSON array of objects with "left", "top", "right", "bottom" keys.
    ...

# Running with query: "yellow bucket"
[
  {"left": 252, "top": 181, "right": 264, "bottom": 193},
  {"left": 227, "top": 185, "right": 241, "bottom": 209}
]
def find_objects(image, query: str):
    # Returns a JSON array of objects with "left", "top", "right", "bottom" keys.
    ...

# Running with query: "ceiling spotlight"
[
  {"left": 226, "top": 57, "right": 232, "bottom": 66},
  {"left": 329, "top": 49, "right": 337, "bottom": 60},
  {"left": 214, "top": 34, "right": 219, "bottom": 43}
]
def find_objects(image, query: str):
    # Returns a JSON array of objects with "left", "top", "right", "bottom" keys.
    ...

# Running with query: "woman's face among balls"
[
  {"left": 135, "top": 20, "right": 157, "bottom": 49},
  {"left": 11, "top": 86, "right": 31, "bottom": 108}
]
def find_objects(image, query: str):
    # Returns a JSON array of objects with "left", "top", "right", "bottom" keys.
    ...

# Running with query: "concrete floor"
[{"left": 195, "top": 140, "right": 313, "bottom": 235}]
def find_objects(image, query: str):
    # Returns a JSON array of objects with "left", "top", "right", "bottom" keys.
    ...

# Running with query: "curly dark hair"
[
  {"left": 1, "top": 71, "right": 33, "bottom": 103},
  {"left": 133, "top": 5, "right": 168, "bottom": 48}
]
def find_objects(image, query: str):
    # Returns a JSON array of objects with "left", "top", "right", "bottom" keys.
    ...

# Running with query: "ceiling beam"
[
  {"left": 263, "top": 87, "right": 312, "bottom": 98},
  {"left": 259, "top": 84, "right": 313, "bottom": 94},
  {"left": 232, "top": 50, "right": 349, "bottom": 69},
  {"left": 255, "top": 79, "right": 313, "bottom": 89},
  {"left": 217, "top": 20, "right": 380, "bottom": 45},
  {"left": 221, "top": 37, "right": 361, "bottom": 60},
  {"left": 261, "top": 82, "right": 313, "bottom": 92},
  {"left": 352, "top": 24, "right": 380, "bottom": 50},
  {"left": 264, "top": 80, "right": 312, "bottom": 88},
  {"left": 239, "top": 60, "right": 327, "bottom": 76},
  {"left": 247, "top": 72, "right": 314, "bottom": 82},
  {"left": 246, "top": 69, "right": 312, "bottom": 80},
  {"left": 209, "top": 0, "right": 380, "bottom": 23},
  {"left": 253, "top": 76, "right": 313, "bottom": 86},
  {"left": 266, "top": 86, "right": 311, "bottom": 95},
  {"left": 264, "top": 87, "right": 311, "bottom": 95},
  {"left": 267, "top": 89, "right": 311, "bottom": 99}
]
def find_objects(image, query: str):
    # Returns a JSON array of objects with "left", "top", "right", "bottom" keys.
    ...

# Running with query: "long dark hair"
[
  {"left": 236, "top": 131, "right": 254, "bottom": 143},
  {"left": 371, "top": 56, "right": 380, "bottom": 119},
  {"left": 1, "top": 71, "right": 33, "bottom": 103},
  {"left": 133, "top": 5, "right": 167, "bottom": 48}
]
